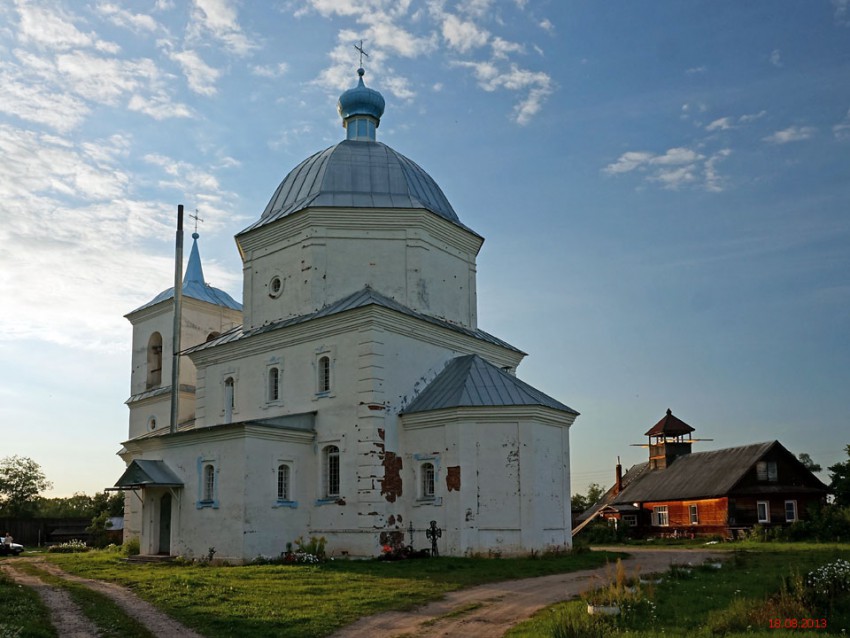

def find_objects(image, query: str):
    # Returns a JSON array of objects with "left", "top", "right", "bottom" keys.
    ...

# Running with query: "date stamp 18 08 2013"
[{"left": 768, "top": 618, "right": 827, "bottom": 630}]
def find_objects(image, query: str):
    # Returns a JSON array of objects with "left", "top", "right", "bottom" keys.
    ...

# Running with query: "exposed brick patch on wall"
[
  {"left": 446, "top": 466, "right": 461, "bottom": 492},
  {"left": 380, "top": 451, "right": 403, "bottom": 502}
]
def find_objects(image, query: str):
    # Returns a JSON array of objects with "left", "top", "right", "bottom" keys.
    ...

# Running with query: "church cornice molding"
[
  {"left": 401, "top": 405, "right": 577, "bottom": 429},
  {"left": 237, "top": 207, "right": 483, "bottom": 260},
  {"left": 188, "top": 304, "right": 523, "bottom": 369},
  {"left": 122, "top": 420, "right": 315, "bottom": 452}
]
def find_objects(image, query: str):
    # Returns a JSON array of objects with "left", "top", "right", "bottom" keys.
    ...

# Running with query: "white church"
[{"left": 114, "top": 67, "right": 579, "bottom": 561}]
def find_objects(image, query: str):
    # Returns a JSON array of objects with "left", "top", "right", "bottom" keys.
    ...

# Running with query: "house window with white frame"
[
  {"left": 318, "top": 356, "right": 331, "bottom": 393},
  {"left": 323, "top": 445, "right": 340, "bottom": 498},
  {"left": 622, "top": 514, "right": 638, "bottom": 527},
  {"left": 277, "top": 464, "right": 290, "bottom": 501},
  {"left": 689, "top": 504, "right": 699, "bottom": 525},
  {"left": 785, "top": 500, "right": 798, "bottom": 522},
  {"left": 757, "top": 500, "right": 770, "bottom": 523},
  {"left": 268, "top": 366, "right": 281, "bottom": 402},
  {"left": 421, "top": 462, "right": 435, "bottom": 499},
  {"left": 653, "top": 505, "right": 669, "bottom": 526}
]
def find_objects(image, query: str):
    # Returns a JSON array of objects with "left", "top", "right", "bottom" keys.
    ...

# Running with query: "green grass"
[
  {"left": 506, "top": 544, "right": 850, "bottom": 637},
  {"left": 14, "top": 562, "right": 154, "bottom": 638},
  {"left": 43, "top": 550, "right": 616, "bottom": 638},
  {"left": 0, "top": 562, "right": 57, "bottom": 638}
]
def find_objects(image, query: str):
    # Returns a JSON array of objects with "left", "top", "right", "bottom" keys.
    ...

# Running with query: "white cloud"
[
  {"left": 187, "top": 0, "right": 255, "bottom": 56},
  {"left": 706, "top": 117, "right": 734, "bottom": 132},
  {"left": 491, "top": 36, "right": 524, "bottom": 59},
  {"left": 127, "top": 92, "right": 193, "bottom": 120},
  {"left": 686, "top": 65, "right": 707, "bottom": 74},
  {"left": 96, "top": 3, "right": 160, "bottom": 32},
  {"left": 834, "top": 0, "right": 850, "bottom": 25},
  {"left": 251, "top": 62, "right": 289, "bottom": 78},
  {"left": 168, "top": 49, "right": 221, "bottom": 96},
  {"left": 738, "top": 110, "right": 766, "bottom": 123},
  {"left": 0, "top": 61, "right": 90, "bottom": 132},
  {"left": 603, "top": 146, "right": 730, "bottom": 191},
  {"left": 441, "top": 13, "right": 489, "bottom": 53},
  {"left": 539, "top": 18, "right": 554, "bottom": 33},
  {"left": 15, "top": 1, "right": 119, "bottom": 53},
  {"left": 833, "top": 109, "right": 850, "bottom": 140},
  {"left": 763, "top": 125, "right": 816, "bottom": 144},
  {"left": 770, "top": 48, "right": 782, "bottom": 67}
]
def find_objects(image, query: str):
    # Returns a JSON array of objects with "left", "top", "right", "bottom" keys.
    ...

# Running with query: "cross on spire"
[
  {"left": 354, "top": 39, "right": 369, "bottom": 68},
  {"left": 189, "top": 209, "right": 204, "bottom": 234}
]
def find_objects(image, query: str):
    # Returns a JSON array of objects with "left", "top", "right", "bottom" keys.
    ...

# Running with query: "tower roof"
[
  {"left": 644, "top": 408, "right": 696, "bottom": 437},
  {"left": 128, "top": 233, "right": 242, "bottom": 315}
]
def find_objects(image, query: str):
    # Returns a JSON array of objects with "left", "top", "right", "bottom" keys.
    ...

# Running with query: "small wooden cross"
[{"left": 354, "top": 39, "right": 369, "bottom": 67}]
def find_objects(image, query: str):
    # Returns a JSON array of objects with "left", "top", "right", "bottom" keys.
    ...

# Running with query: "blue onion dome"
[{"left": 337, "top": 68, "right": 385, "bottom": 141}]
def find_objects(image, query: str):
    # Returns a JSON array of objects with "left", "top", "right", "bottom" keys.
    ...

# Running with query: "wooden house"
[{"left": 576, "top": 410, "right": 828, "bottom": 539}]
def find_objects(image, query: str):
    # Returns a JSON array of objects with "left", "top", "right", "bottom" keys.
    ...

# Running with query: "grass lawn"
[
  {"left": 44, "top": 549, "right": 617, "bottom": 637},
  {"left": 507, "top": 543, "right": 850, "bottom": 637}
]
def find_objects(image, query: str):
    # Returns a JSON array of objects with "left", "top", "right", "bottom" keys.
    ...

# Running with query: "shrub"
[
  {"left": 123, "top": 537, "right": 140, "bottom": 556},
  {"left": 47, "top": 539, "right": 89, "bottom": 553},
  {"left": 806, "top": 558, "right": 850, "bottom": 612}
]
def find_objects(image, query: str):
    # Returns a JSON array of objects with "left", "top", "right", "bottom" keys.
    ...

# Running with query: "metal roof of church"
[
  {"left": 239, "top": 69, "right": 476, "bottom": 237},
  {"left": 402, "top": 354, "right": 578, "bottom": 415},
  {"left": 127, "top": 233, "right": 242, "bottom": 315},
  {"left": 183, "top": 286, "right": 522, "bottom": 355},
  {"left": 238, "top": 141, "right": 474, "bottom": 236}
]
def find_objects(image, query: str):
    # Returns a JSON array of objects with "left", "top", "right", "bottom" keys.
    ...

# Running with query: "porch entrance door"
[{"left": 158, "top": 493, "right": 172, "bottom": 555}]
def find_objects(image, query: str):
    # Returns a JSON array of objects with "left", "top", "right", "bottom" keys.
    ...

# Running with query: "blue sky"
[{"left": 0, "top": 0, "right": 847, "bottom": 497}]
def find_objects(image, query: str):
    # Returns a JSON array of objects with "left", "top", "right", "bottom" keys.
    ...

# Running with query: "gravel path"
[
  {"left": 4, "top": 557, "right": 204, "bottom": 638},
  {"left": 1, "top": 562, "right": 100, "bottom": 638},
  {"left": 330, "top": 548, "right": 726, "bottom": 638}
]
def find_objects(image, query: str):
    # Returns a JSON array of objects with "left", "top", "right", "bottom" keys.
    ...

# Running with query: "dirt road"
[{"left": 330, "top": 547, "right": 726, "bottom": 638}]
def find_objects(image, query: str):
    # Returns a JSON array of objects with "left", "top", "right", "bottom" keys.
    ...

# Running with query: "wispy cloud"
[
  {"left": 167, "top": 48, "right": 221, "bottom": 96},
  {"left": 603, "top": 146, "right": 731, "bottom": 192},
  {"left": 441, "top": 13, "right": 490, "bottom": 53},
  {"left": 96, "top": 3, "right": 160, "bottom": 33},
  {"left": 251, "top": 62, "right": 289, "bottom": 78},
  {"left": 186, "top": 0, "right": 256, "bottom": 56},
  {"left": 833, "top": 109, "right": 850, "bottom": 140},
  {"left": 706, "top": 110, "right": 766, "bottom": 131},
  {"left": 832, "top": 0, "right": 850, "bottom": 26},
  {"left": 770, "top": 48, "right": 782, "bottom": 67},
  {"left": 686, "top": 65, "right": 707, "bottom": 75},
  {"left": 763, "top": 125, "right": 816, "bottom": 144}
]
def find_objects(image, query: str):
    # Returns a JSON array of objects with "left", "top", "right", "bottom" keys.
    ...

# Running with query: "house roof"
[
  {"left": 644, "top": 408, "right": 695, "bottom": 437},
  {"left": 113, "top": 460, "right": 183, "bottom": 489},
  {"left": 402, "top": 354, "right": 578, "bottom": 415},
  {"left": 183, "top": 286, "right": 523, "bottom": 356}
]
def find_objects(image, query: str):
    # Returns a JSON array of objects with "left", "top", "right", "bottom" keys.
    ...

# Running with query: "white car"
[{"left": 0, "top": 542, "right": 23, "bottom": 556}]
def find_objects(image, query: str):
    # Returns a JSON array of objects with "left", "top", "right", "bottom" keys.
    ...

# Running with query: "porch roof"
[{"left": 112, "top": 460, "right": 183, "bottom": 490}]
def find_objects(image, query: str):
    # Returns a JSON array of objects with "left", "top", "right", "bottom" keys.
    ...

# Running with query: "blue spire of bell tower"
[
  {"left": 184, "top": 232, "right": 205, "bottom": 285},
  {"left": 337, "top": 66, "right": 385, "bottom": 141}
]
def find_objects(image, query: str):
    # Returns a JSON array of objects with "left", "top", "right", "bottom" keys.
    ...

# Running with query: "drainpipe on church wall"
[{"left": 170, "top": 204, "right": 184, "bottom": 435}]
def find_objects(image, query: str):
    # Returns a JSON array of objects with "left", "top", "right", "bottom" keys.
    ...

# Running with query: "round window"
[{"left": 269, "top": 276, "right": 283, "bottom": 298}]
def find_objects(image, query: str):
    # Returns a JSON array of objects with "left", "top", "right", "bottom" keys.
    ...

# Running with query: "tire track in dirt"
[
  {"left": 330, "top": 548, "right": 726, "bottom": 638},
  {"left": 13, "top": 558, "right": 204, "bottom": 638},
  {"left": 1, "top": 562, "right": 99, "bottom": 638}
]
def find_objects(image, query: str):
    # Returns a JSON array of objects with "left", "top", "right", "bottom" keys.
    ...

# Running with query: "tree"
[
  {"left": 571, "top": 482, "right": 607, "bottom": 511},
  {"left": 798, "top": 452, "right": 822, "bottom": 473},
  {"left": 0, "top": 456, "right": 53, "bottom": 517},
  {"left": 828, "top": 444, "right": 850, "bottom": 508}
]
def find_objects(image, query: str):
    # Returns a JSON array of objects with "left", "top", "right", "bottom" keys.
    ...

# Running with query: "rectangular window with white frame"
[
  {"left": 785, "top": 500, "right": 797, "bottom": 522},
  {"left": 653, "top": 505, "right": 669, "bottom": 526},
  {"left": 196, "top": 458, "right": 219, "bottom": 509},
  {"left": 274, "top": 462, "right": 297, "bottom": 508},
  {"left": 266, "top": 363, "right": 283, "bottom": 404},
  {"left": 689, "top": 504, "right": 699, "bottom": 525},
  {"left": 757, "top": 500, "right": 770, "bottom": 523}
]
